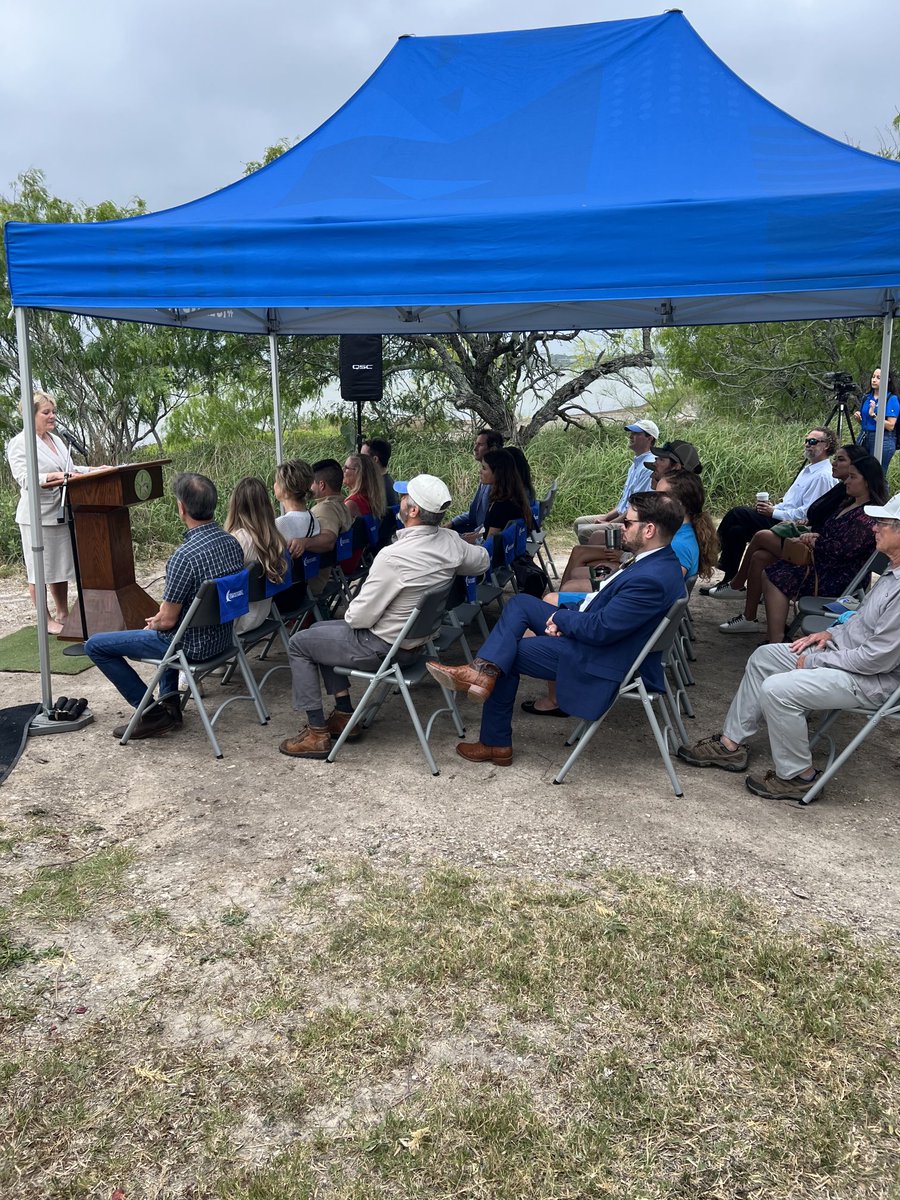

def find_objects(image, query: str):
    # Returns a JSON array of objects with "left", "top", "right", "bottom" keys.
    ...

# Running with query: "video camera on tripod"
[{"left": 822, "top": 370, "right": 858, "bottom": 442}]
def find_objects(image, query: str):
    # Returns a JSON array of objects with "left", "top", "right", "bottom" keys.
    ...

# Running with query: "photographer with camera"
[{"left": 854, "top": 367, "right": 898, "bottom": 474}]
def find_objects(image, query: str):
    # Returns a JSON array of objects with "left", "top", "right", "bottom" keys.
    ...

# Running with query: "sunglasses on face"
[
  {"left": 621, "top": 518, "right": 645, "bottom": 529},
  {"left": 805, "top": 437, "right": 827, "bottom": 446}
]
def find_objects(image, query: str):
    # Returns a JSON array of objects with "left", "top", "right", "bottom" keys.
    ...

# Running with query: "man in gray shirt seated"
[
  {"left": 678, "top": 494, "right": 900, "bottom": 800},
  {"left": 280, "top": 474, "right": 489, "bottom": 759}
]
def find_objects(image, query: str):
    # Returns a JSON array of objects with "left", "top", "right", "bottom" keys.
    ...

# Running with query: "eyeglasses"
[
  {"left": 621, "top": 518, "right": 645, "bottom": 529},
  {"left": 805, "top": 437, "right": 827, "bottom": 446},
  {"left": 874, "top": 518, "right": 900, "bottom": 528}
]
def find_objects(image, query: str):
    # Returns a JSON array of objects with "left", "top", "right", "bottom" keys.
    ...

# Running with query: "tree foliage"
[
  {"left": 660, "top": 317, "right": 893, "bottom": 423},
  {"left": 365, "top": 330, "right": 652, "bottom": 447}
]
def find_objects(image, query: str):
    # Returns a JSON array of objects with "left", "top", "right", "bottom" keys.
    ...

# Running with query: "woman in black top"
[
  {"left": 480, "top": 449, "right": 534, "bottom": 539},
  {"left": 721, "top": 443, "right": 871, "bottom": 610}
]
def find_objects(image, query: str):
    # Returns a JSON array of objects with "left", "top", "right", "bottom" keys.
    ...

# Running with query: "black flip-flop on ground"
[{"left": 520, "top": 699, "right": 569, "bottom": 718}]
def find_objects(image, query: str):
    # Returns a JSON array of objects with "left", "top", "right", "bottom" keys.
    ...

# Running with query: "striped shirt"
[{"left": 162, "top": 522, "right": 244, "bottom": 661}]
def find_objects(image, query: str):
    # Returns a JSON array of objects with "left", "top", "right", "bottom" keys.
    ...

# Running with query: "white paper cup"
[{"left": 756, "top": 492, "right": 769, "bottom": 503}]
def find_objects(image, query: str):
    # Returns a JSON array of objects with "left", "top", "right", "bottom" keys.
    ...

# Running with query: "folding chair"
[
  {"left": 326, "top": 585, "right": 466, "bottom": 776},
  {"left": 327, "top": 518, "right": 374, "bottom": 612},
  {"left": 552, "top": 596, "right": 690, "bottom": 796},
  {"left": 119, "top": 568, "right": 269, "bottom": 759},
  {"left": 800, "top": 678, "right": 900, "bottom": 805},
  {"left": 439, "top": 574, "right": 484, "bottom": 663},
  {"left": 231, "top": 560, "right": 301, "bottom": 690},
  {"left": 787, "top": 551, "right": 888, "bottom": 637},
  {"left": 525, "top": 481, "right": 559, "bottom": 580}
]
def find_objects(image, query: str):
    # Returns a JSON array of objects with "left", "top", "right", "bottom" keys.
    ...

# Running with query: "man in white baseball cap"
[
  {"left": 678, "top": 492, "right": 900, "bottom": 801},
  {"left": 280, "top": 474, "right": 489, "bottom": 759},
  {"left": 573, "top": 419, "right": 660, "bottom": 543}
]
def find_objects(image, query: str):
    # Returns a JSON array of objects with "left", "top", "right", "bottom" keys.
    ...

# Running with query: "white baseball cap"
[
  {"left": 864, "top": 493, "right": 900, "bottom": 520},
  {"left": 394, "top": 474, "right": 452, "bottom": 513},
  {"left": 625, "top": 419, "right": 660, "bottom": 440}
]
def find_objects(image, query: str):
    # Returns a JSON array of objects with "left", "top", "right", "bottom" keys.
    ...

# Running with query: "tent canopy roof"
[{"left": 6, "top": 12, "right": 900, "bottom": 334}]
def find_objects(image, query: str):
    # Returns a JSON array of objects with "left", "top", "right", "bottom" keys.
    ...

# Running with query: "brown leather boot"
[
  {"left": 455, "top": 741, "right": 513, "bottom": 766},
  {"left": 426, "top": 657, "right": 500, "bottom": 703},
  {"left": 279, "top": 725, "right": 331, "bottom": 758},
  {"left": 326, "top": 708, "right": 362, "bottom": 742}
]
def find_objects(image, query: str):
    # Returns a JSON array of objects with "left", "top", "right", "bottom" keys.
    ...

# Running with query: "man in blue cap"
[{"left": 573, "top": 419, "right": 659, "bottom": 543}]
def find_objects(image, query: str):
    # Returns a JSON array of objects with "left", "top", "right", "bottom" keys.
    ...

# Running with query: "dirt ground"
[{"left": 1, "top": 549, "right": 898, "bottom": 944}]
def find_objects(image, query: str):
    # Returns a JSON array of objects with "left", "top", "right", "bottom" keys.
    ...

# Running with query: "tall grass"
[{"left": 2, "top": 420, "right": 891, "bottom": 567}]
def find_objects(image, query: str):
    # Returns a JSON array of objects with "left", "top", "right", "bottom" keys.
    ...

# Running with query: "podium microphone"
[{"left": 57, "top": 424, "right": 89, "bottom": 457}]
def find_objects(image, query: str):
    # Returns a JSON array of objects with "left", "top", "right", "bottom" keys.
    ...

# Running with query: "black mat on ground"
[{"left": 0, "top": 703, "right": 41, "bottom": 786}]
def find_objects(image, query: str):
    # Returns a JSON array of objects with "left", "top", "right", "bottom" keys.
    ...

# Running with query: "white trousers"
[{"left": 722, "top": 643, "right": 862, "bottom": 778}]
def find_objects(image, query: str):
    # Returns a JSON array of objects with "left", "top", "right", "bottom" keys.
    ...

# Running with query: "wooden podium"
[{"left": 49, "top": 459, "right": 171, "bottom": 640}]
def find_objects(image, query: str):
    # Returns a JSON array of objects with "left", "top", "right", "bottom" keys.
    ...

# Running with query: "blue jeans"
[
  {"left": 84, "top": 629, "right": 178, "bottom": 709},
  {"left": 857, "top": 430, "right": 896, "bottom": 474}
]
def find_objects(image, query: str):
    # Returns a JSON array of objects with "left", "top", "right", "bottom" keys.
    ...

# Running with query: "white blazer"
[{"left": 6, "top": 430, "right": 91, "bottom": 525}]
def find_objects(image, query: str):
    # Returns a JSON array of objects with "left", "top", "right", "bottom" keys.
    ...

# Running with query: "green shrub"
[{"left": 2, "top": 419, "right": 892, "bottom": 567}]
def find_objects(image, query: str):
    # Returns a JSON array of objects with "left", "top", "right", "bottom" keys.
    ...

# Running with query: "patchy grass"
[
  {"left": 0, "top": 859, "right": 897, "bottom": 1199},
  {"left": 12, "top": 845, "right": 136, "bottom": 923}
]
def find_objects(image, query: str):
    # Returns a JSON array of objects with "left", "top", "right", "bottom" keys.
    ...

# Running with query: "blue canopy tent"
[{"left": 4, "top": 11, "right": 900, "bottom": 719}]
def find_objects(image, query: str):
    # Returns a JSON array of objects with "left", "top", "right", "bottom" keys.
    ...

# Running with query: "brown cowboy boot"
[{"left": 425, "top": 657, "right": 500, "bottom": 703}]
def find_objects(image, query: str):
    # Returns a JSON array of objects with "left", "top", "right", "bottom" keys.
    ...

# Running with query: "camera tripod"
[{"left": 823, "top": 394, "right": 858, "bottom": 444}]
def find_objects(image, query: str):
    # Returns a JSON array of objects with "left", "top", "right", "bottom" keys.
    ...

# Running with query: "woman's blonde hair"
[
  {"left": 345, "top": 452, "right": 386, "bottom": 519},
  {"left": 224, "top": 476, "right": 287, "bottom": 583},
  {"left": 275, "top": 458, "right": 313, "bottom": 503},
  {"left": 33, "top": 391, "right": 56, "bottom": 415}
]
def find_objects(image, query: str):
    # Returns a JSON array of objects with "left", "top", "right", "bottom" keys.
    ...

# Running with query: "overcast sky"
[{"left": 2, "top": 0, "right": 898, "bottom": 213}]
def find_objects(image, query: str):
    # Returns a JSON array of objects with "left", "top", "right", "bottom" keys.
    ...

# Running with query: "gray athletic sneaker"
[
  {"left": 704, "top": 582, "right": 747, "bottom": 600},
  {"left": 677, "top": 734, "right": 748, "bottom": 772}
]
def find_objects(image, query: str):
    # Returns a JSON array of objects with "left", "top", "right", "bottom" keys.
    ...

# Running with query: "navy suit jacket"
[
  {"left": 551, "top": 545, "right": 686, "bottom": 720},
  {"left": 450, "top": 482, "right": 491, "bottom": 534}
]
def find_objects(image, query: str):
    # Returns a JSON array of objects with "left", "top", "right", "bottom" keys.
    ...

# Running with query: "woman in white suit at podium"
[{"left": 6, "top": 392, "right": 91, "bottom": 633}]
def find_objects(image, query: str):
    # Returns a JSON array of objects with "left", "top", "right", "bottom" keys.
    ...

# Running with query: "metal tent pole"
[
  {"left": 874, "top": 307, "right": 896, "bottom": 468},
  {"left": 269, "top": 332, "right": 284, "bottom": 470},
  {"left": 15, "top": 307, "right": 53, "bottom": 713},
  {"left": 14, "top": 307, "right": 94, "bottom": 737}
]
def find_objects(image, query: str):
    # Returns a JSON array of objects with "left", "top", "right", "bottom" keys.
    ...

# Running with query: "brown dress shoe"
[
  {"left": 455, "top": 740, "right": 513, "bottom": 766},
  {"left": 326, "top": 708, "right": 362, "bottom": 742},
  {"left": 426, "top": 657, "right": 500, "bottom": 703},
  {"left": 279, "top": 725, "right": 331, "bottom": 758},
  {"left": 112, "top": 700, "right": 180, "bottom": 740}
]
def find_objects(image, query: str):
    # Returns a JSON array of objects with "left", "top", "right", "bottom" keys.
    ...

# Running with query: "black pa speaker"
[{"left": 339, "top": 335, "right": 383, "bottom": 403}]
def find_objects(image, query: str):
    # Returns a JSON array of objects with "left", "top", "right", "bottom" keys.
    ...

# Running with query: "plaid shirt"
[{"left": 162, "top": 522, "right": 244, "bottom": 661}]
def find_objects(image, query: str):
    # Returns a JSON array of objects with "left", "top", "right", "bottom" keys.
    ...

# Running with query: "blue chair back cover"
[
  {"left": 302, "top": 552, "right": 321, "bottom": 581},
  {"left": 362, "top": 515, "right": 380, "bottom": 548},
  {"left": 501, "top": 524, "right": 517, "bottom": 565},
  {"left": 215, "top": 569, "right": 251, "bottom": 622},
  {"left": 515, "top": 518, "right": 528, "bottom": 557},
  {"left": 264, "top": 553, "right": 294, "bottom": 598},
  {"left": 335, "top": 527, "right": 353, "bottom": 562},
  {"left": 482, "top": 535, "right": 495, "bottom": 581}
]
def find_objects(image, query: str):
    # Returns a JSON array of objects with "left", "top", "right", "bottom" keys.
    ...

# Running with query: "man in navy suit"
[{"left": 427, "top": 491, "right": 687, "bottom": 766}]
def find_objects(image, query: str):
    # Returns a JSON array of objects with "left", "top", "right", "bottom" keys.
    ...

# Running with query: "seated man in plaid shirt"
[{"left": 85, "top": 473, "right": 244, "bottom": 740}]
